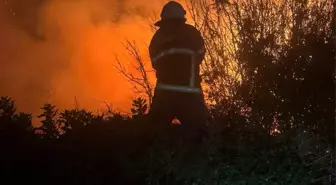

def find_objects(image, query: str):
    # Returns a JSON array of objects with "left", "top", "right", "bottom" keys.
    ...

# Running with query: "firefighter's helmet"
[{"left": 155, "top": 1, "right": 186, "bottom": 26}]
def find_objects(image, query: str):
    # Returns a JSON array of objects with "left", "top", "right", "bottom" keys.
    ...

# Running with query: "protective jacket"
[{"left": 149, "top": 21, "right": 206, "bottom": 93}]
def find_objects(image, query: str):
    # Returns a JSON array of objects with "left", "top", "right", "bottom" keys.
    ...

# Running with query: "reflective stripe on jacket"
[{"left": 152, "top": 48, "right": 203, "bottom": 93}]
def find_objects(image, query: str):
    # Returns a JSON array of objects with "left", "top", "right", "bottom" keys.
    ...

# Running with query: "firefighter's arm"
[
  {"left": 198, "top": 39, "right": 206, "bottom": 62},
  {"left": 149, "top": 33, "right": 159, "bottom": 70},
  {"left": 196, "top": 33, "right": 206, "bottom": 65}
]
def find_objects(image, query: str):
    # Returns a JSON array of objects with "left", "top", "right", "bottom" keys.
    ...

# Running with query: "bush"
[{"left": 0, "top": 96, "right": 333, "bottom": 185}]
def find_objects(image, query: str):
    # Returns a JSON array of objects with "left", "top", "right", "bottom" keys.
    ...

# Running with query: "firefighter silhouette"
[{"left": 148, "top": 1, "right": 209, "bottom": 141}]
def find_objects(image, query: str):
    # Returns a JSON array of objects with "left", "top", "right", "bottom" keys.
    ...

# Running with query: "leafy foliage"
[
  {"left": 36, "top": 104, "right": 59, "bottom": 139},
  {"left": 131, "top": 97, "right": 148, "bottom": 117}
]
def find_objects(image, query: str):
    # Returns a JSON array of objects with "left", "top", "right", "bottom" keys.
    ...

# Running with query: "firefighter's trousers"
[{"left": 148, "top": 88, "right": 209, "bottom": 145}]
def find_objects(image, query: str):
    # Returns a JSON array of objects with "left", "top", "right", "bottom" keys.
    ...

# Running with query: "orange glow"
[
  {"left": 0, "top": 0, "right": 198, "bottom": 123},
  {"left": 0, "top": 0, "right": 172, "bottom": 119}
]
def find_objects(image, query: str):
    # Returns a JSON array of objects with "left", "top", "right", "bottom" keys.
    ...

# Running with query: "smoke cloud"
[{"left": 0, "top": 0, "right": 168, "bottom": 117}]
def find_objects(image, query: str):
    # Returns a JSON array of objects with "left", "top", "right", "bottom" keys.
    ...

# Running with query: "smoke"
[{"left": 0, "top": 0, "right": 167, "bottom": 117}]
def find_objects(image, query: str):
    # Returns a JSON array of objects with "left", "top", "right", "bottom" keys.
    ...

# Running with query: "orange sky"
[{"left": 1, "top": 0, "right": 192, "bottom": 117}]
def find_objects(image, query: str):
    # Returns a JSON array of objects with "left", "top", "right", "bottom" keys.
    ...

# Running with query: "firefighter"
[{"left": 148, "top": 1, "right": 209, "bottom": 143}]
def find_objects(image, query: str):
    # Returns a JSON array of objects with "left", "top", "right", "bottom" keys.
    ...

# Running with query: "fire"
[
  {"left": 44, "top": 0, "right": 156, "bottom": 113},
  {"left": 0, "top": 0, "right": 173, "bottom": 117}
]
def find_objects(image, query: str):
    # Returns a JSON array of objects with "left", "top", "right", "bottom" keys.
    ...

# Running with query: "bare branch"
[
  {"left": 113, "top": 39, "right": 154, "bottom": 106},
  {"left": 92, "top": 97, "right": 114, "bottom": 115}
]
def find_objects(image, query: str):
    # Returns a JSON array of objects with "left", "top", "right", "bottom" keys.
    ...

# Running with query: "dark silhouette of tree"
[
  {"left": 0, "top": 96, "right": 34, "bottom": 135},
  {"left": 131, "top": 97, "right": 148, "bottom": 117},
  {"left": 0, "top": 96, "right": 16, "bottom": 118},
  {"left": 187, "top": 0, "right": 334, "bottom": 183},
  {"left": 37, "top": 104, "right": 59, "bottom": 139},
  {"left": 189, "top": 0, "right": 334, "bottom": 122},
  {"left": 59, "top": 108, "right": 96, "bottom": 134}
]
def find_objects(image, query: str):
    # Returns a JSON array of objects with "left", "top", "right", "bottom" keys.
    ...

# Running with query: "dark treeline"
[{"left": 0, "top": 0, "right": 335, "bottom": 184}]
